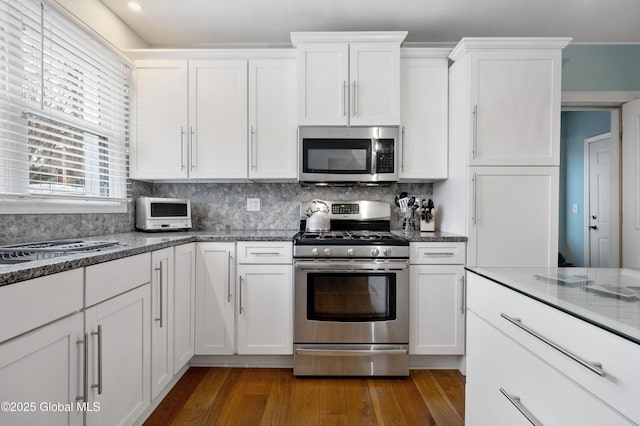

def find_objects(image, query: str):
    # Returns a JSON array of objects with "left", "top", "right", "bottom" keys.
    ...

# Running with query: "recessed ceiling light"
[{"left": 127, "top": 1, "right": 142, "bottom": 12}]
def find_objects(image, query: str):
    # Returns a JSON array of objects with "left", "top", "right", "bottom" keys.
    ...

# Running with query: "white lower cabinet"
[
  {"left": 173, "top": 243, "right": 196, "bottom": 374},
  {"left": 409, "top": 242, "right": 466, "bottom": 355},
  {"left": 195, "top": 242, "right": 236, "bottom": 355},
  {"left": 85, "top": 284, "right": 151, "bottom": 426},
  {"left": 0, "top": 312, "right": 84, "bottom": 426},
  {"left": 236, "top": 264, "right": 293, "bottom": 354},
  {"left": 150, "top": 247, "right": 174, "bottom": 400}
]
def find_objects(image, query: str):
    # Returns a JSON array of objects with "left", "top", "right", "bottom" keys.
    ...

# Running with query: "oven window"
[
  {"left": 150, "top": 203, "right": 188, "bottom": 217},
  {"left": 306, "top": 273, "right": 396, "bottom": 321},
  {"left": 303, "top": 139, "right": 372, "bottom": 174}
]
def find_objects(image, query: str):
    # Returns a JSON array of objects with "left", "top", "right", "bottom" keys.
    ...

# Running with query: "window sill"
[{"left": 0, "top": 198, "right": 129, "bottom": 215}]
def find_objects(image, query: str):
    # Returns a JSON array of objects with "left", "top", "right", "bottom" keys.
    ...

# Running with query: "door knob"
[{"left": 588, "top": 225, "right": 598, "bottom": 230}]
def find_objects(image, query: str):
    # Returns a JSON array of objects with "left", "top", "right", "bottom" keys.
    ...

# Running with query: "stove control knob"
[
  {"left": 323, "top": 248, "right": 332, "bottom": 256},
  {"left": 347, "top": 248, "right": 356, "bottom": 257},
  {"left": 370, "top": 248, "right": 380, "bottom": 257},
  {"left": 383, "top": 248, "right": 392, "bottom": 257},
  {"left": 311, "top": 248, "right": 319, "bottom": 257}
]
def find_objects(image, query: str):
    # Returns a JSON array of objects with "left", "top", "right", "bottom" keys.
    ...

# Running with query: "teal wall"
[
  {"left": 559, "top": 111, "right": 611, "bottom": 266},
  {"left": 562, "top": 45, "right": 640, "bottom": 91}
]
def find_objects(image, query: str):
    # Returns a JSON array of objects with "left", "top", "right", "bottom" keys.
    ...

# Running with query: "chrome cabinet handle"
[
  {"left": 472, "top": 173, "right": 478, "bottom": 226},
  {"left": 400, "top": 125, "right": 405, "bottom": 172},
  {"left": 249, "top": 252, "right": 281, "bottom": 256},
  {"left": 460, "top": 275, "right": 466, "bottom": 315},
  {"left": 227, "top": 253, "right": 232, "bottom": 303},
  {"left": 500, "top": 313, "right": 605, "bottom": 377},
  {"left": 423, "top": 251, "right": 456, "bottom": 257},
  {"left": 190, "top": 126, "right": 196, "bottom": 171},
  {"left": 239, "top": 275, "right": 244, "bottom": 314},
  {"left": 180, "top": 126, "right": 185, "bottom": 171},
  {"left": 472, "top": 104, "right": 478, "bottom": 159},
  {"left": 76, "top": 333, "right": 88, "bottom": 402},
  {"left": 91, "top": 325, "right": 103, "bottom": 395},
  {"left": 342, "top": 81, "right": 348, "bottom": 117},
  {"left": 296, "top": 348, "right": 407, "bottom": 357},
  {"left": 499, "top": 388, "right": 543, "bottom": 426},
  {"left": 352, "top": 80, "right": 357, "bottom": 117},
  {"left": 250, "top": 126, "right": 256, "bottom": 171},
  {"left": 154, "top": 262, "right": 164, "bottom": 328}
]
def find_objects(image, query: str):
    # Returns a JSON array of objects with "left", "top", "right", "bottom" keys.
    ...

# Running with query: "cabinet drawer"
[
  {"left": 236, "top": 241, "right": 292, "bottom": 264},
  {"left": 0, "top": 269, "right": 83, "bottom": 343},
  {"left": 85, "top": 253, "right": 151, "bottom": 307},
  {"left": 410, "top": 242, "right": 465, "bottom": 264},
  {"left": 467, "top": 310, "right": 632, "bottom": 425},
  {"left": 468, "top": 272, "right": 640, "bottom": 423}
]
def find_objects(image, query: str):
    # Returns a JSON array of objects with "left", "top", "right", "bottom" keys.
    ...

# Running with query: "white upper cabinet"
[
  {"left": 449, "top": 38, "right": 570, "bottom": 166},
  {"left": 292, "top": 32, "right": 406, "bottom": 126},
  {"left": 248, "top": 58, "right": 297, "bottom": 180},
  {"left": 133, "top": 60, "right": 189, "bottom": 180},
  {"left": 132, "top": 52, "right": 297, "bottom": 181},
  {"left": 399, "top": 49, "right": 449, "bottom": 181}
]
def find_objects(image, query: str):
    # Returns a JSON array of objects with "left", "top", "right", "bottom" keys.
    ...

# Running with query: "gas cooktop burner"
[{"left": 294, "top": 230, "right": 408, "bottom": 245}]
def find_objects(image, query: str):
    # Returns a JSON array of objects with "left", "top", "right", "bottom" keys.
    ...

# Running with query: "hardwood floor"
[{"left": 144, "top": 368, "right": 465, "bottom": 425}]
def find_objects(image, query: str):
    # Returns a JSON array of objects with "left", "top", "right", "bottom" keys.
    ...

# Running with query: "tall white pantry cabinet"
[{"left": 434, "top": 37, "right": 571, "bottom": 267}]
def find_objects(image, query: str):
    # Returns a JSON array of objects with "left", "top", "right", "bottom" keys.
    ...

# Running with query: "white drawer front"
[
  {"left": 236, "top": 241, "right": 292, "bottom": 264},
  {"left": 468, "top": 272, "right": 640, "bottom": 424},
  {"left": 410, "top": 242, "right": 465, "bottom": 264},
  {"left": 467, "top": 310, "right": 633, "bottom": 425},
  {"left": 0, "top": 269, "right": 83, "bottom": 343},
  {"left": 85, "top": 252, "right": 152, "bottom": 307}
]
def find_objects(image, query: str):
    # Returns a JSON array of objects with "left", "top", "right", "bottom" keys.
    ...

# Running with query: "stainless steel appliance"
[
  {"left": 135, "top": 197, "right": 192, "bottom": 231},
  {"left": 298, "top": 126, "right": 399, "bottom": 185},
  {"left": 293, "top": 200, "right": 410, "bottom": 376}
]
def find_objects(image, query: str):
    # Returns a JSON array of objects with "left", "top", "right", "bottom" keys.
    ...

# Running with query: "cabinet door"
[
  {"left": 189, "top": 60, "right": 248, "bottom": 179},
  {"left": 468, "top": 166, "right": 559, "bottom": 267},
  {"left": 236, "top": 264, "right": 293, "bottom": 355},
  {"left": 296, "top": 44, "right": 349, "bottom": 125},
  {"left": 133, "top": 60, "right": 188, "bottom": 179},
  {"left": 349, "top": 42, "right": 401, "bottom": 126},
  {"left": 195, "top": 243, "right": 235, "bottom": 355},
  {"left": 85, "top": 284, "right": 150, "bottom": 426},
  {"left": 400, "top": 54, "right": 448, "bottom": 180},
  {"left": 248, "top": 58, "right": 297, "bottom": 180},
  {"left": 409, "top": 265, "right": 465, "bottom": 355},
  {"left": 151, "top": 248, "right": 173, "bottom": 400},
  {"left": 470, "top": 50, "right": 562, "bottom": 166},
  {"left": 0, "top": 313, "right": 84, "bottom": 426},
  {"left": 173, "top": 243, "right": 195, "bottom": 374}
]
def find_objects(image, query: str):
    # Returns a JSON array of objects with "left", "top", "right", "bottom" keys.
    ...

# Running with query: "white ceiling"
[{"left": 99, "top": 0, "right": 640, "bottom": 48}]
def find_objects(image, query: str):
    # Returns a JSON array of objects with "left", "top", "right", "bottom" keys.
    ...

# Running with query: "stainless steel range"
[{"left": 293, "top": 200, "right": 409, "bottom": 376}]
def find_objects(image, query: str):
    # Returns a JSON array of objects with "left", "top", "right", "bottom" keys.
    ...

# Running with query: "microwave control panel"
[{"left": 376, "top": 139, "right": 395, "bottom": 173}]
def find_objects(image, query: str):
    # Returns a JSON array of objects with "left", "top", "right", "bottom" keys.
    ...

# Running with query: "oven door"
[{"left": 294, "top": 259, "right": 409, "bottom": 344}]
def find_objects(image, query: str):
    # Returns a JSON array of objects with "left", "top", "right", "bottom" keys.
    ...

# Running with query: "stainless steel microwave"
[
  {"left": 298, "top": 126, "right": 399, "bottom": 185},
  {"left": 135, "top": 197, "right": 192, "bottom": 231}
]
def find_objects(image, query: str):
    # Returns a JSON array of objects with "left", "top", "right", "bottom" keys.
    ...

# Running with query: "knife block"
[{"left": 420, "top": 219, "right": 435, "bottom": 232}]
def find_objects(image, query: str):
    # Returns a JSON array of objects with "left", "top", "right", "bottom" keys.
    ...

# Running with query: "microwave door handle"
[{"left": 371, "top": 141, "right": 377, "bottom": 175}]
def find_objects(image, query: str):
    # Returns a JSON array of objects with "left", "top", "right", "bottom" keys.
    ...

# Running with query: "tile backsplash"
[{"left": 0, "top": 181, "right": 432, "bottom": 244}]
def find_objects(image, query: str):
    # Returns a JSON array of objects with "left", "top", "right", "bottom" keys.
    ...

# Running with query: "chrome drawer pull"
[
  {"left": 500, "top": 313, "right": 605, "bottom": 377},
  {"left": 296, "top": 348, "right": 407, "bottom": 357},
  {"left": 499, "top": 387, "right": 543, "bottom": 426}
]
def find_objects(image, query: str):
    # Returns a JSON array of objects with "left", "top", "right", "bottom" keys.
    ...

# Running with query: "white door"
[
  {"left": 349, "top": 43, "right": 401, "bottom": 126},
  {"left": 133, "top": 60, "right": 188, "bottom": 179},
  {"left": 296, "top": 43, "right": 349, "bottom": 125},
  {"left": 248, "top": 58, "right": 297, "bottom": 179},
  {"left": 623, "top": 99, "right": 640, "bottom": 268},
  {"left": 150, "top": 248, "right": 173, "bottom": 399},
  {"left": 236, "top": 264, "right": 293, "bottom": 355},
  {"left": 468, "top": 166, "right": 559, "bottom": 267},
  {"left": 585, "top": 134, "right": 612, "bottom": 267},
  {"left": 195, "top": 243, "right": 235, "bottom": 355},
  {"left": 173, "top": 243, "right": 195, "bottom": 374},
  {"left": 189, "top": 60, "right": 248, "bottom": 179}
]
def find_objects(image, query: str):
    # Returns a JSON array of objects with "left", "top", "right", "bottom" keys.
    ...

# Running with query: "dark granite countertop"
[{"left": 0, "top": 230, "right": 466, "bottom": 286}]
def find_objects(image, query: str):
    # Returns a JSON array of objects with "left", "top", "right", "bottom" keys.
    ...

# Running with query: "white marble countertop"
[{"left": 467, "top": 267, "right": 640, "bottom": 345}]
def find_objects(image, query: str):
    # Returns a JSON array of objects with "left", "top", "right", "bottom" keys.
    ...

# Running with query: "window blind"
[{"left": 0, "top": 0, "right": 130, "bottom": 202}]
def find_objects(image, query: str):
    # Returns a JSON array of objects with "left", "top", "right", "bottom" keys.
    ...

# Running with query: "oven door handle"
[
  {"left": 294, "top": 261, "right": 409, "bottom": 272},
  {"left": 296, "top": 348, "right": 408, "bottom": 357}
]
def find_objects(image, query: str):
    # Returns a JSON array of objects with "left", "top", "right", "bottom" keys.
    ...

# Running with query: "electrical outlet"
[
  {"left": 247, "top": 198, "right": 260, "bottom": 212},
  {"left": 572, "top": 203, "right": 579, "bottom": 214}
]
